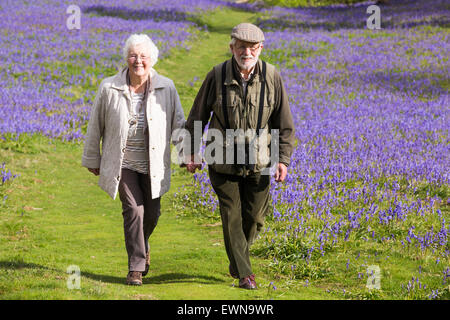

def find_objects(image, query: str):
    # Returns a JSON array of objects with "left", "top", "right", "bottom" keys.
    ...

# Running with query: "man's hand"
[
  {"left": 88, "top": 168, "right": 100, "bottom": 176},
  {"left": 274, "top": 163, "right": 287, "bottom": 182}
]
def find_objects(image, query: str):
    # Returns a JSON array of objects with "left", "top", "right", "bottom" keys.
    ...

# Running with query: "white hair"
[{"left": 123, "top": 34, "right": 159, "bottom": 68}]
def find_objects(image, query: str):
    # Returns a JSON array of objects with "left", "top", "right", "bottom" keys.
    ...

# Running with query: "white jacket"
[{"left": 82, "top": 67, "right": 185, "bottom": 199}]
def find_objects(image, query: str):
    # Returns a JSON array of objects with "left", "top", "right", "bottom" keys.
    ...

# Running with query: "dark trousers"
[
  {"left": 208, "top": 167, "right": 270, "bottom": 278},
  {"left": 118, "top": 168, "right": 161, "bottom": 272}
]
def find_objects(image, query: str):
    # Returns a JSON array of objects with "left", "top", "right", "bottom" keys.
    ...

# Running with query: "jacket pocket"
[
  {"left": 215, "top": 91, "right": 240, "bottom": 130},
  {"left": 249, "top": 93, "right": 274, "bottom": 130}
]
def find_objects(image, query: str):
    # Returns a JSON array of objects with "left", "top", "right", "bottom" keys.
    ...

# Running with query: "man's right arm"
[{"left": 184, "top": 69, "right": 217, "bottom": 167}]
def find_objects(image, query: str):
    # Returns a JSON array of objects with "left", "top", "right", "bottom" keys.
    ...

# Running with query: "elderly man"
[{"left": 184, "top": 23, "right": 295, "bottom": 289}]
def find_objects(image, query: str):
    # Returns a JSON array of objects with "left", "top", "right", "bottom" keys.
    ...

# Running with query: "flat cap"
[{"left": 231, "top": 23, "right": 265, "bottom": 43}]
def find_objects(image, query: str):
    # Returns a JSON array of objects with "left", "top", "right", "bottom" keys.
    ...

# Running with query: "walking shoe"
[
  {"left": 229, "top": 263, "right": 239, "bottom": 279},
  {"left": 239, "top": 274, "right": 257, "bottom": 290},
  {"left": 142, "top": 251, "right": 150, "bottom": 277},
  {"left": 126, "top": 271, "right": 142, "bottom": 286}
]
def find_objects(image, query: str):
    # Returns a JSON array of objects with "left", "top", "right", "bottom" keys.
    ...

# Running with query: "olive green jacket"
[{"left": 185, "top": 57, "right": 295, "bottom": 175}]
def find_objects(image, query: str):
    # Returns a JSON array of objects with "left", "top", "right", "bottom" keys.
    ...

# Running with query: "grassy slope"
[{"left": 0, "top": 8, "right": 333, "bottom": 299}]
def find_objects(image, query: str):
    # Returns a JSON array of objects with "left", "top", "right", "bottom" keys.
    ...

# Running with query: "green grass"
[{"left": 0, "top": 135, "right": 334, "bottom": 299}]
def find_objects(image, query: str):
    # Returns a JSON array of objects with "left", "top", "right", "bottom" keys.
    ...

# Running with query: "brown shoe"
[
  {"left": 229, "top": 264, "right": 239, "bottom": 279},
  {"left": 142, "top": 251, "right": 150, "bottom": 277},
  {"left": 239, "top": 274, "right": 257, "bottom": 290},
  {"left": 126, "top": 271, "right": 142, "bottom": 286}
]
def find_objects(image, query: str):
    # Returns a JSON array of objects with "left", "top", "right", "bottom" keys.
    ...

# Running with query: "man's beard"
[{"left": 235, "top": 53, "right": 259, "bottom": 71}]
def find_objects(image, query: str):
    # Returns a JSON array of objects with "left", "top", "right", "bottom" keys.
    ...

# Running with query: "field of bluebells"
[
  {"left": 176, "top": 0, "right": 450, "bottom": 299},
  {"left": 1, "top": 0, "right": 449, "bottom": 299}
]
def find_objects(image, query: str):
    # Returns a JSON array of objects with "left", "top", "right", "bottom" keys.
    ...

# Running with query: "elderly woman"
[{"left": 82, "top": 34, "right": 185, "bottom": 286}]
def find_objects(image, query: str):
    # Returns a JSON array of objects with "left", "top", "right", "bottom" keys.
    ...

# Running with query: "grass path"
[{"left": 0, "top": 8, "right": 334, "bottom": 300}]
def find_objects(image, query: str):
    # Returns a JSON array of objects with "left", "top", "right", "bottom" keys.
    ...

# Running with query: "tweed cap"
[{"left": 230, "top": 23, "right": 265, "bottom": 43}]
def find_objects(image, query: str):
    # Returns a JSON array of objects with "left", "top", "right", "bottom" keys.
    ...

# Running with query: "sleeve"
[
  {"left": 170, "top": 82, "right": 186, "bottom": 144},
  {"left": 184, "top": 69, "right": 217, "bottom": 157},
  {"left": 270, "top": 70, "right": 295, "bottom": 167},
  {"left": 81, "top": 81, "right": 106, "bottom": 169}
]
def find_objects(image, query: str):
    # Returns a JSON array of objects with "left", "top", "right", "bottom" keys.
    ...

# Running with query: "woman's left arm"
[
  {"left": 170, "top": 84, "right": 186, "bottom": 144},
  {"left": 82, "top": 80, "right": 106, "bottom": 171}
]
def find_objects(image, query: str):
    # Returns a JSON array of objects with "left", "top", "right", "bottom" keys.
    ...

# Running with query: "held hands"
[
  {"left": 183, "top": 155, "right": 202, "bottom": 174},
  {"left": 183, "top": 158, "right": 287, "bottom": 180},
  {"left": 186, "top": 162, "right": 202, "bottom": 173}
]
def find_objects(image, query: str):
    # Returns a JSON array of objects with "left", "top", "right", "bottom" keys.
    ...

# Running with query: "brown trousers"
[{"left": 118, "top": 168, "right": 161, "bottom": 272}]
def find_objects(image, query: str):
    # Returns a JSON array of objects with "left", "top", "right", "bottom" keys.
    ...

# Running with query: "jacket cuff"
[
  {"left": 82, "top": 156, "right": 101, "bottom": 169},
  {"left": 279, "top": 155, "right": 291, "bottom": 168}
]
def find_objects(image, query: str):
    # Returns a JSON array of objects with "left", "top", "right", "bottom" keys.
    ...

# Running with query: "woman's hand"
[{"left": 88, "top": 168, "right": 100, "bottom": 176}]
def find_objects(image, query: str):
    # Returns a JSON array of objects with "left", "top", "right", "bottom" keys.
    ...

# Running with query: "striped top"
[{"left": 122, "top": 92, "right": 149, "bottom": 174}]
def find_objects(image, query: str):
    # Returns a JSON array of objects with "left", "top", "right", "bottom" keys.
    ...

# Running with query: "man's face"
[{"left": 230, "top": 39, "right": 263, "bottom": 71}]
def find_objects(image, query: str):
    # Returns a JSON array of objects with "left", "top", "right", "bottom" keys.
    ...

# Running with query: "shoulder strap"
[
  {"left": 256, "top": 60, "right": 267, "bottom": 136},
  {"left": 221, "top": 61, "right": 230, "bottom": 129},
  {"left": 220, "top": 60, "right": 266, "bottom": 132}
]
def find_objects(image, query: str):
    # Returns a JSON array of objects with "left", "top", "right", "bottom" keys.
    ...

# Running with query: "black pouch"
[{"left": 233, "top": 142, "right": 255, "bottom": 172}]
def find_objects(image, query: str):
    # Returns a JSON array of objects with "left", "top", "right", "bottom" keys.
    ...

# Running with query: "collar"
[{"left": 240, "top": 68, "right": 255, "bottom": 82}]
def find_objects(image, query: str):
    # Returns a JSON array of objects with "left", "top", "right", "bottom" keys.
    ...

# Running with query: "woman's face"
[{"left": 127, "top": 43, "right": 151, "bottom": 78}]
